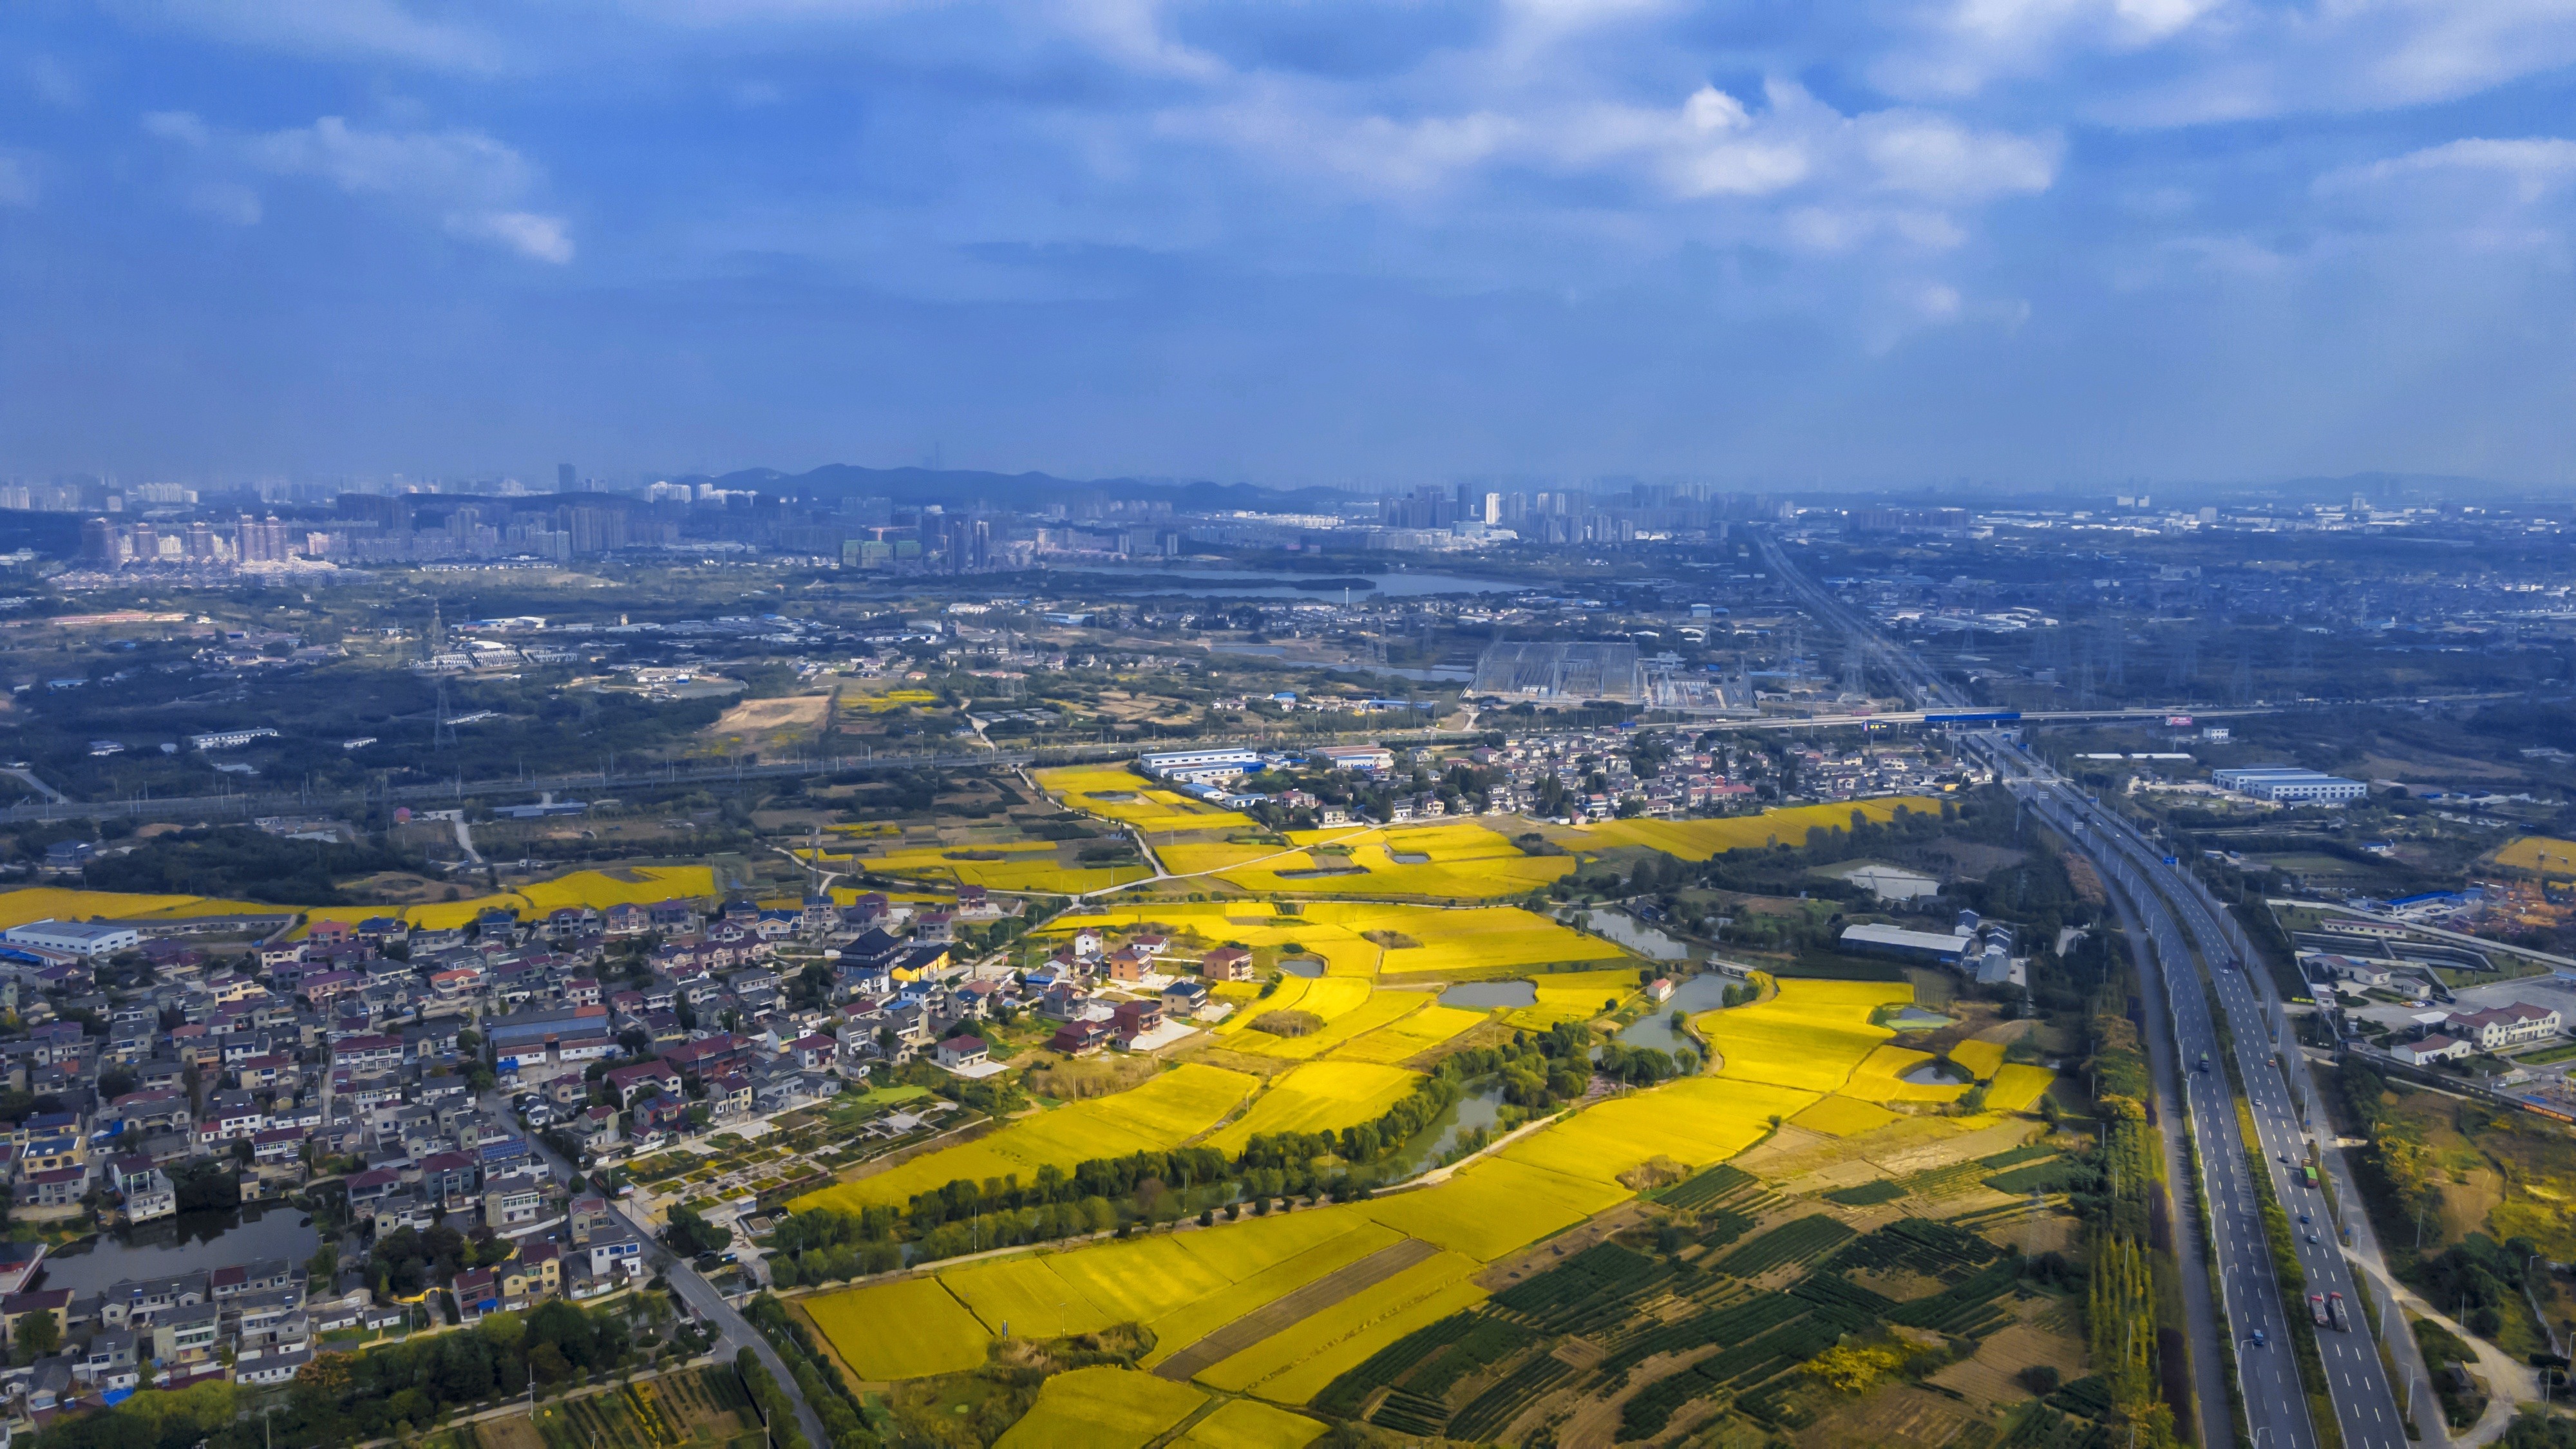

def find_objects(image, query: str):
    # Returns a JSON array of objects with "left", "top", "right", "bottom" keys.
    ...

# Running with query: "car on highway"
[
  {"left": 2252, "top": 1329, "right": 2267, "bottom": 1348},
  {"left": 2307, "top": 1231, "right": 2320, "bottom": 1244},
  {"left": 2298, "top": 1212, "right": 2310, "bottom": 1226}
]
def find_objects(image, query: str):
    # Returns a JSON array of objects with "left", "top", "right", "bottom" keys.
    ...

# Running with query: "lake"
[
  {"left": 1380, "top": 1080, "right": 1507, "bottom": 1181},
  {"left": 39, "top": 1203, "right": 325, "bottom": 1296},
  {"left": 1583, "top": 911, "right": 1691, "bottom": 961},
  {"left": 1616, "top": 974, "right": 1738, "bottom": 1054}
]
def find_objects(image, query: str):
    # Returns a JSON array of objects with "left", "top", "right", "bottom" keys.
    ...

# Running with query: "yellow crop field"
[
  {"left": 1238, "top": 990, "right": 1432, "bottom": 1062},
  {"left": 792, "top": 1065, "right": 1256, "bottom": 1212},
  {"left": 1046, "top": 1235, "right": 1236, "bottom": 1327},
  {"left": 1218, "top": 976, "right": 1308, "bottom": 1033},
  {"left": 1034, "top": 766, "right": 1256, "bottom": 833},
  {"left": 1579, "top": 797, "right": 1943, "bottom": 862},
  {"left": 995, "top": 1366, "right": 1207, "bottom": 1449},
  {"left": 1213, "top": 821, "right": 1573, "bottom": 900},
  {"left": 1173, "top": 1399, "right": 1327, "bottom": 1449},
  {"left": 1502, "top": 1078, "right": 1817, "bottom": 1187},
  {"left": 1841, "top": 1044, "right": 1970, "bottom": 1105},
  {"left": 858, "top": 842, "right": 1149, "bottom": 893},
  {"left": 1253, "top": 1280, "right": 1490, "bottom": 1407},
  {"left": 1204, "top": 1063, "right": 1421, "bottom": 1153},
  {"left": 1144, "top": 1220, "right": 1401, "bottom": 1368},
  {"left": 1504, "top": 968, "right": 1650, "bottom": 1028},
  {"left": 1987, "top": 1064, "right": 2058, "bottom": 1113},
  {"left": 1356, "top": 909, "right": 1629, "bottom": 979},
  {"left": 511, "top": 866, "right": 717, "bottom": 914},
  {"left": 1085, "top": 1064, "right": 1265, "bottom": 1138},
  {"left": 1950, "top": 1039, "right": 2007, "bottom": 1079},
  {"left": 1365, "top": 1157, "right": 1627, "bottom": 1262},
  {"left": 1194, "top": 1249, "right": 1481, "bottom": 1393},
  {"left": 1036, "top": 901, "right": 1616, "bottom": 981},
  {"left": 1790, "top": 1095, "right": 1900, "bottom": 1137},
  {"left": 0, "top": 887, "right": 209, "bottom": 929},
  {"left": 2494, "top": 836, "right": 2576, "bottom": 877},
  {"left": 1696, "top": 979, "right": 1912, "bottom": 1094},
  {"left": 804, "top": 1276, "right": 991, "bottom": 1380},
  {"left": 1160, "top": 841, "right": 1287, "bottom": 876},
  {"left": 941, "top": 1255, "right": 1117, "bottom": 1340},
  {"left": 1166, "top": 1203, "right": 1381, "bottom": 1283},
  {"left": 1332, "top": 1004, "right": 1489, "bottom": 1065},
  {"left": 2, "top": 864, "right": 723, "bottom": 937}
]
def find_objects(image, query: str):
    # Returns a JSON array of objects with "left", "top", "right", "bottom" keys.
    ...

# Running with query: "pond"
[
  {"left": 1439, "top": 980, "right": 1537, "bottom": 1010},
  {"left": 1616, "top": 975, "right": 1739, "bottom": 1054},
  {"left": 1378, "top": 1080, "right": 1508, "bottom": 1181},
  {"left": 39, "top": 1202, "right": 327, "bottom": 1296},
  {"left": 1583, "top": 911, "right": 1691, "bottom": 961},
  {"left": 1278, "top": 955, "right": 1324, "bottom": 978},
  {"left": 1901, "top": 1057, "right": 1973, "bottom": 1086}
]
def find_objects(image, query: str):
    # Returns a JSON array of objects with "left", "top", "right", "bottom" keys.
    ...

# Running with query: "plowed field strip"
[{"left": 1151, "top": 1236, "right": 1440, "bottom": 1383}]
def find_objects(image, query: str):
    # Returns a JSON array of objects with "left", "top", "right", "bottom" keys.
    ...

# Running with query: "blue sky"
[{"left": 3, "top": 0, "right": 2575, "bottom": 490}]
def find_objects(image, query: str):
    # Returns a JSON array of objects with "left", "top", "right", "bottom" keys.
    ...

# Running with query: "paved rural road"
[{"left": 509, "top": 1099, "right": 833, "bottom": 1449}]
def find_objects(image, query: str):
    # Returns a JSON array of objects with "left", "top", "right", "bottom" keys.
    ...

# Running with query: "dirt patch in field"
[
  {"left": 1924, "top": 838, "right": 2029, "bottom": 879},
  {"left": 1982, "top": 1211, "right": 2081, "bottom": 1258},
  {"left": 1175, "top": 1045, "right": 1300, "bottom": 1079},
  {"left": 1795, "top": 1380, "right": 1985, "bottom": 1448},
  {"left": 1151, "top": 1236, "right": 1441, "bottom": 1381},
  {"left": 334, "top": 871, "right": 460, "bottom": 904},
  {"left": 471, "top": 1416, "right": 547, "bottom": 1449},
  {"left": 1927, "top": 1319, "right": 2087, "bottom": 1409},
  {"left": 1025, "top": 1056, "right": 1158, "bottom": 1101},
  {"left": 706, "top": 693, "right": 832, "bottom": 743}
]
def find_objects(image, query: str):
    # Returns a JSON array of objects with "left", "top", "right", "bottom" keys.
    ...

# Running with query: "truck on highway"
[
  {"left": 2310, "top": 1293, "right": 2330, "bottom": 1327},
  {"left": 2327, "top": 1293, "right": 2347, "bottom": 1332},
  {"left": 2304, "top": 1165, "right": 2320, "bottom": 1189},
  {"left": 2197, "top": 1052, "right": 2210, "bottom": 1073}
]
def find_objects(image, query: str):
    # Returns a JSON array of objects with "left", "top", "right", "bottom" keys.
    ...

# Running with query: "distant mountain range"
[{"left": 676, "top": 463, "right": 1353, "bottom": 513}]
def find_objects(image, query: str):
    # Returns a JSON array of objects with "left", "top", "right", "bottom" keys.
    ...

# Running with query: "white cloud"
[
  {"left": 24, "top": 55, "right": 86, "bottom": 108},
  {"left": 1857, "top": 111, "right": 2061, "bottom": 200},
  {"left": 185, "top": 180, "right": 263, "bottom": 226},
  {"left": 111, "top": 0, "right": 507, "bottom": 73},
  {"left": 141, "top": 109, "right": 212, "bottom": 147},
  {"left": 446, "top": 209, "right": 577, "bottom": 263},
  {"left": 143, "top": 112, "right": 574, "bottom": 262},
  {"left": 2318, "top": 137, "right": 2576, "bottom": 204},
  {"left": 0, "top": 153, "right": 33, "bottom": 208}
]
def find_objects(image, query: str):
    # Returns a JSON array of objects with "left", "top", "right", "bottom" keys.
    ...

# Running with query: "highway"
[{"left": 1758, "top": 531, "right": 2423, "bottom": 1448}]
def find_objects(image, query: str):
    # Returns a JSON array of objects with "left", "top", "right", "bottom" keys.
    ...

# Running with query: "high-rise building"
[
  {"left": 556, "top": 505, "right": 627, "bottom": 555},
  {"left": 558, "top": 463, "right": 576, "bottom": 492},
  {"left": 79, "top": 517, "right": 118, "bottom": 565},
  {"left": 236, "top": 513, "right": 291, "bottom": 564}
]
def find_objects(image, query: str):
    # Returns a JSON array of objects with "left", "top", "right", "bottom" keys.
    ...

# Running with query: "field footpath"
[
  {"left": 1150, "top": 1236, "right": 1442, "bottom": 1382},
  {"left": 343, "top": 1353, "right": 728, "bottom": 1449}
]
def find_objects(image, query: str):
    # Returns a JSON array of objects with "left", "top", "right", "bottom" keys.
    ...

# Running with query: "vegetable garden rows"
[{"left": 1300, "top": 1202, "right": 2098, "bottom": 1446}]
